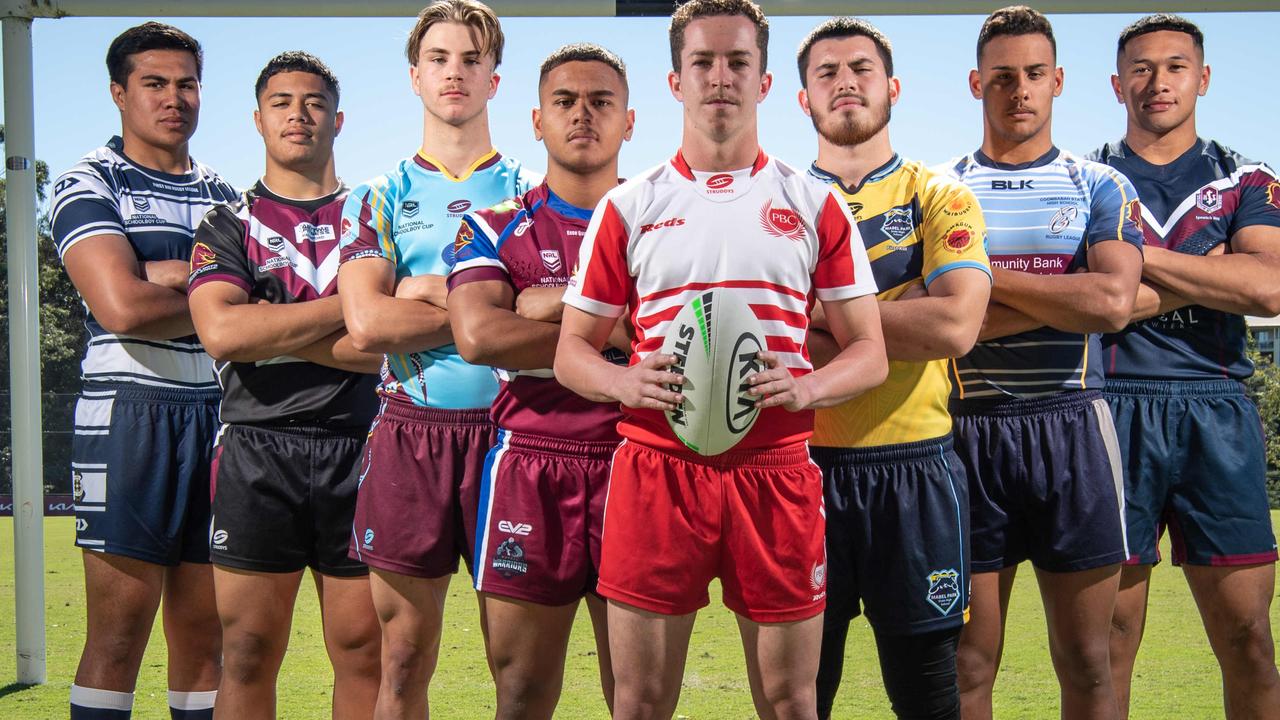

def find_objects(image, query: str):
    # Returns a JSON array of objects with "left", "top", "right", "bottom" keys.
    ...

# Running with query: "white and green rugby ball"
[{"left": 659, "top": 287, "right": 769, "bottom": 456}]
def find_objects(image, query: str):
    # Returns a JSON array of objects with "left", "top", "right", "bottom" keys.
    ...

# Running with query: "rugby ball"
[{"left": 659, "top": 288, "right": 769, "bottom": 456}]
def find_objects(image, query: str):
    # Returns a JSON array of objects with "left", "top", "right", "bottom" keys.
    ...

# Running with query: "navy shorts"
[
  {"left": 812, "top": 436, "right": 970, "bottom": 635},
  {"left": 71, "top": 382, "right": 220, "bottom": 565},
  {"left": 1106, "top": 379, "right": 1278, "bottom": 566},
  {"left": 210, "top": 424, "right": 368, "bottom": 577},
  {"left": 951, "top": 391, "right": 1128, "bottom": 573}
]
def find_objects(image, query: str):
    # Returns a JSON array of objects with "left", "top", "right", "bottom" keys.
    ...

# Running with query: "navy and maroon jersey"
[
  {"left": 189, "top": 182, "right": 378, "bottom": 430},
  {"left": 1091, "top": 139, "right": 1280, "bottom": 380},
  {"left": 446, "top": 183, "right": 625, "bottom": 443}
]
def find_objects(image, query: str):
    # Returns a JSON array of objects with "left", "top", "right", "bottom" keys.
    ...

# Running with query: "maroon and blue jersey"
[
  {"left": 1091, "top": 139, "right": 1280, "bottom": 380},
  {"left": 189, "top": 182, "right": 377, "bottom": 430},
  {"left": 446, "top": 183, "right": 624, "bottom": 442}
]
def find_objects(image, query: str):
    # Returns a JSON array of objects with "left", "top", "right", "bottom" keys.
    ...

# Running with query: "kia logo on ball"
[
  {"left": 447, "top": 199, "right": 472, "bottom": 214},
  {"left": 726, "top": 333, "right": 764, "bottom": 433}
]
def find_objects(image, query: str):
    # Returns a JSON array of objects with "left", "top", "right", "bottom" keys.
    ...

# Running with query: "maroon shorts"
[
  {"left": 348, "top": 401, "right": 494, "bottom": 578},
  {"left": 598, "top": 440, "right": 827, "bottom": 623},
  {"left": 472, "top": 430, "right": 616, "bottom": 605}
]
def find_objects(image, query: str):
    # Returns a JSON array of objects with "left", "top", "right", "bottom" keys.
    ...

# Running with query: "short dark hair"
[
  {"left": 976, "top": 5, "right": 1056, "bottom": 64},
  {"left": 106, "top": 22, "right": 203, "bottom": 87},
  {"left": 796, "top": 17, "right": 893, "bottom": 88},
  {"left": 539, "top": 43, "right": 629, "bottom": 96},
  {"left": 1117, "top": 13, "right": 1204, "bottom": 59},
  {"left": 406, "top": 0, "right": 504, "bottom": 68},
  {"left": 255, "top": 51, "right": 341, "bottom": 105},
  {"left": 669, "top": 0, "right": 769, "bottom": 73}
]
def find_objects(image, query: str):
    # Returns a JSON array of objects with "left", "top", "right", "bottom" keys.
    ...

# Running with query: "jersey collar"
[
  {"left": 671, "top": 148, "right": 769, "bottom": 203},
  {"left": 809, "top": 153, "right": 901, "bottom": 195},
  {"left": 973, "top": 146, "right": 1059, "bottom": 171},
  {"left": 413, "top": 148, "right": 502, "bottom": 182}
]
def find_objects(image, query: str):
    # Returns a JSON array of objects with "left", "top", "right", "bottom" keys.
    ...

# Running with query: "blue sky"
[{"left": 1, "top": 11, "right": 1277, "bottom": 192}]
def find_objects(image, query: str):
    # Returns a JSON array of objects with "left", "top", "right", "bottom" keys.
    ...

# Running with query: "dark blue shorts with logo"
[
  {"left": 71, "top": 382, "right": 219, "bottom": 565},
  {"left": 951, "top": 390, "right": 1129, "bottom": 573},
  {"left": 1105, "top": 379, "right": 1278, "bottom": 567},
  {"left": 812, "top": 435, "right": 970, "bottom": 635}
]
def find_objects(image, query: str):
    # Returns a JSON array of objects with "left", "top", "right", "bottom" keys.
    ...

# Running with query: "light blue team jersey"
[
  {"left": 339, "top": 150, "right": 539, "bottom": 408},
  {"left": 945, "top": 148, "right": 1143, "bottom": 400}
]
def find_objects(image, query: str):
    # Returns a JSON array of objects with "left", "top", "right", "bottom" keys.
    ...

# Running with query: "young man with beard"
[
  {"left": 447, "top": 44, "right": 634, "bottom": 720},
  {"left": 1090, "top": 14, "right": 1280, "bottom": 719},
  {"left": 795, "top": 17, "right": 992, "bottom": 720},
  {"left": 555, "top": 2, "right": 887, "bottom": 718},
  {"left": 51, "top": 22, "right": 237, "bottom": 720},
  {"left": 945, "top": 7, "right": 1145, "bottom": 719},
  {"left": 186, "top": 52, "right": 382, "bottom": 720},
  {"left": 337, "top": 2, "right": 538, "bottom": 717}
]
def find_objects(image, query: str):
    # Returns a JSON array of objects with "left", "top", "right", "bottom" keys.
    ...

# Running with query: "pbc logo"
[
  {"left": 1196, "top": 185, "right": 1222, "bottom": 214},
  {"left": 540, "top": 249, "right": 563, "bottom": 274},
  {"left": 191, "top": 242, "right": 217, "bottom": 270},
  {"left": 705, "top": 173, "right": 734, "bottom": 193},
  {"left": 447, "top": 199, "right": 472, "bottom": 214},
  {"left": 759, "top": 200, "right": 804, "bottom": 241},
  {"left": 639, "top": 217, "right": 685, "bottom": 234},
  {"left": 498, "top": 520, "right": 533, "bottom": 535}
]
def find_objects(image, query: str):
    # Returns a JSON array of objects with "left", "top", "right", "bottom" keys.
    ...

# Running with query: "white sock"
[
  {"left": 70, "top": 684, "right": 134, "bottom": 711},
  {"left": 168, "top": 689, "right": 217, "bottom": 711}
]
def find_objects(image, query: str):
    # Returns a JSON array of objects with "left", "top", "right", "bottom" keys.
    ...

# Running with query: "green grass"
[{"left": 2, "top": 516, "right": 1278, "bottom": 719}]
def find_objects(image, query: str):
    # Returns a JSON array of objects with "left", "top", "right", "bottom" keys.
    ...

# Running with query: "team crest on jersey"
[
  {"left": 1048, "top": 205, "right": 1079, "bottom": 234},
  {"left": 759, "top": 200, "right": 805, "bottom": 241},
  {"left": 453, "top": 221, "right": 475, "bottom": 256},
  {"left": 1267, "top": 182, "right": 1280, "bottom": 211},
  {"left": 1196, "top": 185, "right": 1222, "bottom": 214},
  {"left": 130, "top": 194, "right": 151, "bottom": 213},
  {"left": 340, "top": 217, "right": 356, "bottom": 243},
  {"left": 191, "top": 242, "right": 217, "bottom": 271},
  {"left": 72, "top": 471, "right": 84, "bottom": 502},
  {"left": 944, "top": 225, "right": 974, "bottom": 253},
  {"left": 540, "top": 249, "right": 563, "bottom": 274},
  {"left": 1124, "top": 198, "right": 1142, "bottom": 229},
  {"left": 880, "top": 205, "right": 915, "bottom": 243},
  {"left": 926, "top": 568, "right": 961, "bottom": 615},
  {"left": 402, "top": 200, "right": 419, "bottom": 218},
  {"left": 492, "top": 537, "right": 528, "bottom": 578}
]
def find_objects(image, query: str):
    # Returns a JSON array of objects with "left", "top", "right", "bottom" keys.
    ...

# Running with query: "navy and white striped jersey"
[
  {"left": 945, "top": 148, "right": 1144, "bottom": 400},
  {"left": 1091, "top": 139, "right": 1280, "bottom": 381},
  {"left": 51, "top": 136, "right": 237, "bottom": 390}
]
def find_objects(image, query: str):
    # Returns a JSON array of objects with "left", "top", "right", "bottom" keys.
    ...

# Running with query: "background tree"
[{"left": 1245, "top": 340, "right": 1280, "bottom": 508}]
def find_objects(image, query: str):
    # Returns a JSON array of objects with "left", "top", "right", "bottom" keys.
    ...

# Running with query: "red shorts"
[
  {"left": 598, "top": 440, "right": 827, "bottom": 623},
  {"left": 472, "top": 430, "right": 615, "bottom": 605},
  {"left": 348, "top": 401, "right": 494, "bottom": 578}
]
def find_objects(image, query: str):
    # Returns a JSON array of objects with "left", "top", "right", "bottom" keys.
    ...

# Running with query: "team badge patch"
[
  {"left": 925, "top": 568, "right": 961, "bottom": 615},
  {"left": 942, "top": 195, "right": 971, "bottom": 217},
  {"left": 402, "top": 200, "right": 419, "bottom": 218},
  {"left": 190, "top": 242, "right": 217, "bottom": 271},
  {"left": 944, "top": 225, "right": 974, "bottom": 253},
  {"left": 1196, "top": 186, "right": 1222, "bottom": 214},
  {"left": 1267, "top": 181, "right": 1280, "bottom": 211},
  {"left": 880, "top": 205, "right": 915, "bottom": 243},
  {"left": 492, "top": 537, "right": 528, "bottom": 578},
  {"left": 540, "top": 249, "right": 563, "bottom": 274},
  {"left": 1048, "top": 205, "right": 1079, "bottom": 234},
  {"left": 759, "top": 200, "right": 805, "bottom": 241},
  {"left": 130, "top": 194, "right": 151, "bottom": 213}
]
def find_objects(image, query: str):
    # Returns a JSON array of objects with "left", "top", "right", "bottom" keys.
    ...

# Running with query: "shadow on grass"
[{"left": 0, "top": 683, "right": 39, "bottom": 700}]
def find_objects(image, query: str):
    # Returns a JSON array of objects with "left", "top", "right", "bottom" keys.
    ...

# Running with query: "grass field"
[{"left": 1, "top": 516, "right": 1278, "bottom": 719}]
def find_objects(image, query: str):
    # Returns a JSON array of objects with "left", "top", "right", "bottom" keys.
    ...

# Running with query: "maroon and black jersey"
[
  {"left": 446, "top": 183, "right": 625, "bottom": 442},
  {"left": 1091, "top": 139, "right": 1280, "bottom": 380},
  {"left": 189, "top": 182, "right": 377, "bottom": 430}
]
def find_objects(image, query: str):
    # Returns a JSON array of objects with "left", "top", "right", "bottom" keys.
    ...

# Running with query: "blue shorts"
[
  {"left": 1106, "top": 379, "right": 1278, "bottom": 567},
  {"left": 812, "top": 435, "right": 970, "bottom": 635},
  {"left": 72, "top": 382, "right": 220, "bottom": 565},
  {"left": 951, "top": 391, "right": 1128, "bottom": 573}
]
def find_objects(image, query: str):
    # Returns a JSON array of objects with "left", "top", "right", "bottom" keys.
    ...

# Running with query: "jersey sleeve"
[
  {"left": 446, "top": 204, "right": 516, "bottom": 290},
  {"left": 563, "top": 197, "right": 630, "bottom": 318},
  {"left": 1229, "top": 163, "right": 1280, "bottom": 237},
  {"left": 188, "top": 204, "right": 253, "bottom": 295},
  {"left": 50, "top": 165, "right": 125, "bottom": 259},
  {"left": 1085, "top": 165, "right": 1145, "bottom": 251},
  {"left": 812, "top": 191, "right": 878, "bottom": 301},
  {"left": 339, "top": 179, "right": 397, "bottom": 265},
  {"left": 921, "top": 178, "right": 992, "bottom": 287}
]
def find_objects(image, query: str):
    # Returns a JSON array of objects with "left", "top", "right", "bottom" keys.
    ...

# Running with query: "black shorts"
[
  {"left": 210, "top": 423, "right": 367, "bottom": 577},
  {"left": 951, "top": 391, "right": 1128, "bottom": 573},
  {"left": 812, "top": 435, "right": 970, "bottom": 636}
]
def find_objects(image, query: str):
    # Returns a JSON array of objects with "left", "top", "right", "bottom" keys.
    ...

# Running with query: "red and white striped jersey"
[{"left": 564, "top": 150, "right": 877, "bottom": 452}]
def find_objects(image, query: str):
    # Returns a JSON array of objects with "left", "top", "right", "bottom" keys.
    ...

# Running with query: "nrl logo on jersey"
[{"left": 540, "top": 249, "right": 563, "bottom": 274}]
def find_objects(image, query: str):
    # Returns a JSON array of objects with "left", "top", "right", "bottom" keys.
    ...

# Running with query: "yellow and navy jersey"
[{"left": 810, "top": 155, "right": 991, "bottom": 448}]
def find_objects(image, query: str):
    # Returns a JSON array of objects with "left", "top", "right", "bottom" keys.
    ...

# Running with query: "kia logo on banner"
[{"left": 0, "top": 494, "right": 76, "bottom": 516}]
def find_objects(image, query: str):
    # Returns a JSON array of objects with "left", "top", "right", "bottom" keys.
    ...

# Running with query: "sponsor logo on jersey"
[
  {"left": 705, "top": 173, "right": 735, "bottom": 194},
  {"left": 492, "top": 537, "right": 528, "bottom": 578},
  {"left": 363, "top": 528, "right": 375, "bottom": 549},
  {"left": 447, "top": 199, "right": 472, "bottom": 217},
  {"left": 498, "top": 520, "right": 533, "bottom": 536},
  {"left": 402, "top": 200, "right": 419, "bottom": 218},
  {"left": 926, "top": 568, "right": 961, "bottom": 615},
  {"left": 944, "top": 225, "right": 974, "bottom": 253},
  {"left": 1268, "top": 182, "right": 1280, "bottom": 211},
  {"left": 294, "top": 222, "right": 336, "bottom": 244},
  {"left": 211, "top": 529, "right": 229, "bottom": 551},
  {"left": 1196, "top": 185, "right": 1222, "bottom": 214},
  {"left": 72, "top": 471, "right": 84, "bottom": 502},
  {"left": 76, "top": 518, "right": 88, "bottom": 532},
  {"left": 990, "top": 179, "right": 1033, "bottom": 190},
  {"left": 1048, "top": 205, "right": 1079, "bottom": 234},
  {"left": 880, "top": 205, "right": 915, "bottom": 243},
  {"left": 942, "top": 195, "right": 972, "bottom": 217},
  {"left": 639, "top": 217, "right": 685, "bottom": 234},
  {"left": 191, "top": 242, "right": 217, "bottom": 271},
  {"left": 340, "top": 217, "right": 356, "bottom": 243},
  {"left": 540, "top": 249, "right": 563, "bottom": 274},
  {"left": 759, "top": 200, "right": 805, "bottom": 241},
  {"left": 846, "top": 201, "right": 864, "bottom": 220},
  {"left": 514, "top": 216, "right": 534, "bottom": 237}
]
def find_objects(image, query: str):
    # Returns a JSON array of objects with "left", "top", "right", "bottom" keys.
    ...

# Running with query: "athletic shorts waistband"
[
  {"left": 377, "top": 399, "right": 491, "bottom": 426},
  {"left": 83, "top": 381, "right": 220, "bottom": 405},
  {"left": 498, "top": 430, "right": 619, "bottom": 460},
  {"left": 628, "top": 440, "right": 813, "bottom": 469},
  {"left": 950, "top": 389, "right": 1101, "bottom": 418},
  {"left": 1104, "top": 378, "right": 1246, "bottom": 399},
  {"left": 226, "top": 422, "right": 366, "bottom": 441},
  {"left": 810, "top": 434, "right": 953, "bottom": 466}
]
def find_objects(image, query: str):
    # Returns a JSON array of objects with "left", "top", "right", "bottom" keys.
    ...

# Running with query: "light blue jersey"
[{"left": 339, "top": 150, "right": 539, "bottom": 408}]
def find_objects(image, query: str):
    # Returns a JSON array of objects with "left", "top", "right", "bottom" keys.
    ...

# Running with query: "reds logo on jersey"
[{"left": 759, "top": 200, "right": 804, "bottom": 241}]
